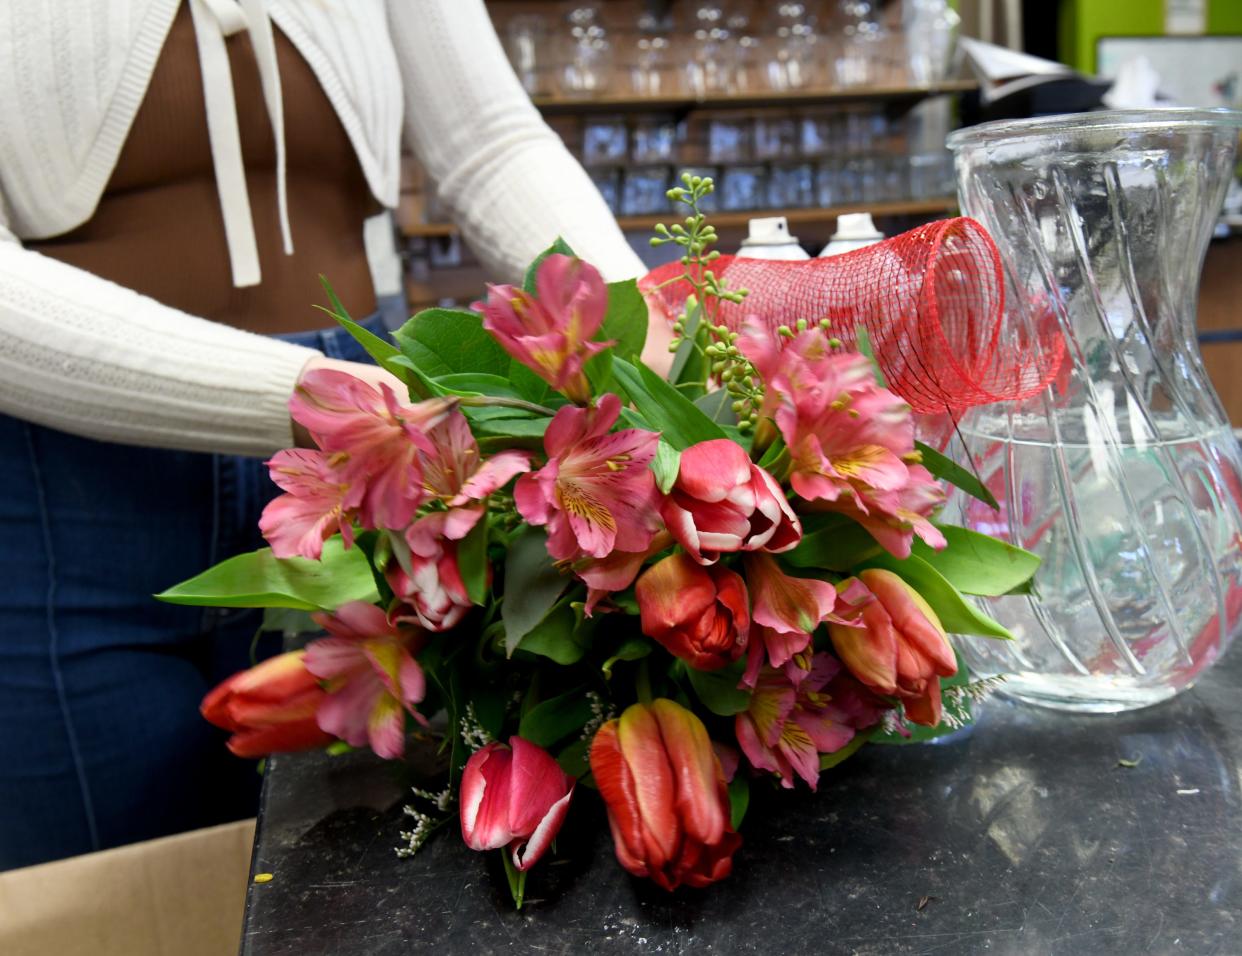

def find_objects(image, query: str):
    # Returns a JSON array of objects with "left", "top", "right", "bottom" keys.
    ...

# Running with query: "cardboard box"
[{"left": 0, "top": 818, "right": 255, "bottom": 956}]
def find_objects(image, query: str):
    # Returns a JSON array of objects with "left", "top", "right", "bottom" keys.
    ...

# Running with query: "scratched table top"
[{"left": 240, "top": 645, "right": 1241, "bottom": 956}]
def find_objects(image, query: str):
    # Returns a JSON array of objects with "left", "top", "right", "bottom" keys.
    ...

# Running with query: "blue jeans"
[{"left": 0, "top": 308, "right": 395, "bottom": 870}]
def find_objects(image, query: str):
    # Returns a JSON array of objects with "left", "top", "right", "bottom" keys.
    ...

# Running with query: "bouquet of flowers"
[{"left": 161, "top": 175, "right": 1038, "bottom": 905}]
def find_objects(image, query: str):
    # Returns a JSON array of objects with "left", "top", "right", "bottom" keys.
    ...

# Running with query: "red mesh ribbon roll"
[{"left": 641, "top": 217, "right": 1062, "bottom": 415}]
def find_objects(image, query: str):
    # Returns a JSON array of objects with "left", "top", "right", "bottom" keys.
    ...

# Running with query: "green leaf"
[
  {"left": 782, "top": 513, "right": 885, "bottom": 571},
  {"left": 600, "top": 278, "right": 648, "bottom": 360},
  {"left": 474, "top": 415, "right": 551, "bottom": 445},
  {"left": 854, "top": 325, "right": 887, "bottom": 388},
  {"left": 523, "top": 237, "right": 576, "bottom": 294},
  {"left": 916, "top": 440, "right": 1000, "bottom": 511},
  {"left": 556, "top": 737, "right": 592, "bottom": 779},
  {"left": 863, "top": 553, "right": 1013, "bottom": 639},
  {"left": 155, "top": 537, "right": 378, "bottom": 610},
  {"left": 602, "top": 637, "right": 653, "bottom": 679},
  {"left": 727, "top": 776, "right": 750, "bottom": 830},
  {"left": 686, "top": 658, "right": 751, "bottom": 716},
  {"left": 501, "top": 527, "right": 570, "bottom": 656},
  {"left": 695, "top": 388, "right": 737, "bottom": 425},
  {"left": 516, "top": 601, "right": 591, "bottom": 665},
  {"left": 819, "top": 731, "right": 871, "bottom": 770},
  {"left": 316, "top": 277, "right": 410, "bottom": 383},
  {"left": 913, "top": 525, "right": 1040, "bottom": 597},
  {"left": 392, "top": 307, "right": 510, "bottom": 379},
  {"left": 435, "top": 373, "right": 528, "bottom": 402},
  {"left": 509, "top": 360, "right": 554, "bottom": 405},
  {"left": 612, "top": 357, "right": 726, "bottom": 450},
  {"left": 650, "top": 440, "right": 682, "bottom": 494},
  {"left": 457, "top": 516, "right": 490, "bottom": 606},
  {"left": 518, "top": 686, "right": 594, "bottom": 747}
]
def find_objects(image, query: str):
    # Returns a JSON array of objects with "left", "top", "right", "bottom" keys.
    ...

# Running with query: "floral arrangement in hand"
[{"left": 164, "top": 175, "right": 1036, "bottom": 905}]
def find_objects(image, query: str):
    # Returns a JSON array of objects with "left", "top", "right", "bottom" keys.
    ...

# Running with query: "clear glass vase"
[{"left": 945, "top": 109, "right": 1242, "bottom": 712}]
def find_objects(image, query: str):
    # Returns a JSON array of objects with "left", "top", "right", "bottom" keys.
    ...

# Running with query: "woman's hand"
[{"left": 290, "top": 354, "right": 409, "bottom": 448}]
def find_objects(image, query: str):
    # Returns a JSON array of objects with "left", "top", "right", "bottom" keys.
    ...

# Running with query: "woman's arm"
[
  {"left": 0, "top": 221, "right": 323, "bottom": 457},
  {"left": 387, "top": 0, "right": 646, "bottom": 284}
]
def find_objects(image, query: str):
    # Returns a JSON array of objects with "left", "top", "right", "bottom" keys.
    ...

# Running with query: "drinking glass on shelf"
[
  {"left": 582, "top": 116, "right": 628, "bottom": 166},
  {"left": 560, "top": 5, "right": 613, "bottom": 97},
  {"left": 753, "top": 115, "right": 799, "bottom": 161},
  {"left": 629, "top": 13, "right": 673, "bottom": 97},
  {"left": 503, "top": 14, "right": 550, "bottom": 97},
  {"left": 725, "top": 11, "right": 764, "bottom": 94},
  {"left": 684, "top": 4, "right": 731, "bottom": 98},
  {"left": 799, "top": 111, "right": 834, "bottom": 159},
  {"left": 708, "top": 116, "right": 752, "bottom": 163},
  {"left": 720, "top": 165, "right": 768, "bottom": 211},
  {"left": 815, "top": 159, "right": 841, "bottom": 207},
  {"left": 834, "top": 0, "right": 886, "bottom": 88},
  {"left": 631, "top": 115, "right": 679, "bottom": 164},
  {"left": 767, "top": 2, "right": 821, "bottom": 91},
  {"left": 621, "top": 166, "right": 672, "bottom": 216},
  {"left": 902, "top": 0, "right": 960, "bottom": 85},
  {"left": 768, "top": 163, "right": 816, "bottom": 208}
]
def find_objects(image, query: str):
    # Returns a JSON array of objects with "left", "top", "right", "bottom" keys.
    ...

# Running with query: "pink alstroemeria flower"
[
  {"left": 259, "top": 449, "right": 355, "bottom": 560},
  {"left": 660, "top": 438, "right": 801, "bottom": 565},
  {"left": 390, "top": 511, "right": 478, "bottom": 632},
  {"left": 515, "top": 393, "right": 661, "bottom": 562},
  {"left": 290, "top": 369, "right": 453, "bottom": 530},
  {"left": 738, "top": 326, "right": 945, "bottom": 558},
  {"left": 303, "top": 602, "right": 427, "bottom": 759},
  {"left": 741, "top": 553, "right": 838, "bottom": 686},
  {"left": 735, "top": 654, "right": 874, "bottom": 790},
  {"left": 384, "top": 411, "right": 531, "bottom": 631},
  {"left": 460, "top": 737, "right": 575, "bottom": 871},
  {"left": 475, "top": 254, "right": 611, "bottom": 404}
]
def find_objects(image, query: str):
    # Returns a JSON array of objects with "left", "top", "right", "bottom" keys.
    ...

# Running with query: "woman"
[{"left": 0, "top": 0, "right": 646, "bottom": 869}]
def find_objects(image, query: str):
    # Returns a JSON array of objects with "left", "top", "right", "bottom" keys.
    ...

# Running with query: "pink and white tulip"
[
  {"left": 515, "top": 393, "right": 661, "bottom": 562},
  {"left": 303, "top": 602, "right": 427, "bottom": 759},
  {"left": 660, "top": 438, "right": 801, "bottom": 565},
  {"left": 460, "top": 737, "right": 575, "bottom": 871},
  {"left": 475, "top": 254, "right": 611, "bottom": 404}
]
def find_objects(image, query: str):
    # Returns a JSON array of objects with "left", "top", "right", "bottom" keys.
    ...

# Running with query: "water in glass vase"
[{"left": 945, "top": 411, "right": 1242, "bottom": 713}]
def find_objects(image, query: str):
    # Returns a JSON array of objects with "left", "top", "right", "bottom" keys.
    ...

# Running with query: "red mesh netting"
[{"left": 640, "top": 217, "right": 1063, "bottom": 415}]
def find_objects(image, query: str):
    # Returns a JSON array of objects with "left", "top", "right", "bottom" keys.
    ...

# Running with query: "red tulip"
[
  {"left": 460, "top": 737, "right": 575, "bottom": 871},
  {"left": 590, "top": 699, "right": 740, "bottom": 891},
  {"left": 636, "top": 552, "right": 750, "bottom": 671},
  {"left": 201, "top": 651, "right": 333, "bottom": 758},
  {"left": 828, "top": 568, "right": 957, "bottom": 726},
  {"left": 660, "top": 438, "right": 801, "bottom": 565}
]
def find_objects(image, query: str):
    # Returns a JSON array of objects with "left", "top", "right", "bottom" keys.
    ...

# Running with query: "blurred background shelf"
[
  {"left": 400, "top": 197, "right": 959, "bottom": 239},
  {"left": 530, "top": 80, "right": 978, "bottom": 114}
]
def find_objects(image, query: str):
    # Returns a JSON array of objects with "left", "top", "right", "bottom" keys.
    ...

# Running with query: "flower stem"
[
  {"left": 635, "top": 658, "right": 654, "bottom": 704},
  {"left": 501, "top": 850, "right": 527, "bottom": 909},
  {"left": 455, "top": 395, "right": 556, "bottom": 416}
]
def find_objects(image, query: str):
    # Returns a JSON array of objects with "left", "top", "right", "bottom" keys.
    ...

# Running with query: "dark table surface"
[{"left": 240, "top": 646, "right": 1242, "bottom": 956}]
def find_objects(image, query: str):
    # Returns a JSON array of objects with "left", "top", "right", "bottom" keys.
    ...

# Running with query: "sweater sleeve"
[
  {"left": 0, "top": 219, "right": 320, "bottom": 457},
  {"left": 386, "top": 0, "right": 646, "bottom": 284}
]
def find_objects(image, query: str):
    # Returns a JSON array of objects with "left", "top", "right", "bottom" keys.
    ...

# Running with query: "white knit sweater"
[{"left": 0, "top": 0, "right": 644, "bottom": 456}]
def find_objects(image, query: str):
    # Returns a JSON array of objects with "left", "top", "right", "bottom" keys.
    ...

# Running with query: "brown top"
[{"left": 29, "top": 4, "right": 380, "bottom": 335}]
